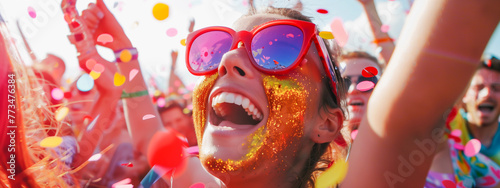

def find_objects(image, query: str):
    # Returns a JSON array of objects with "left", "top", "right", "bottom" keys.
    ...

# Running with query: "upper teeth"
[{"left": 212, "top": 92, "right": 263, "bottom": 121}]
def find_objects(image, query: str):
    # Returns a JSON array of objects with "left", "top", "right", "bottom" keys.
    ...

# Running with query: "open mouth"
[
  {"left": 209, "top": 92, "right": 264, "bottom": 126},
  {"left": 478, "top": 103, "right": 495, "bottom": 113}
]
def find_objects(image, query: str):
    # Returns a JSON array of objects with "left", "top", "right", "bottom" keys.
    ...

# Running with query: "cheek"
[{"left": 192, "top": 74, "right": 218, "bottom": 145}]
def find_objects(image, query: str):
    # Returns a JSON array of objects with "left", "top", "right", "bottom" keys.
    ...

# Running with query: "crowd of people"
[{"left": 1, "top": 0, "right": 500, "bottom": 187}]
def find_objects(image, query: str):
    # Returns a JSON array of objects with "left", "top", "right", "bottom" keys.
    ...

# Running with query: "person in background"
[{"left": 159, "top": 100, "right": 197, "bottom": 147}]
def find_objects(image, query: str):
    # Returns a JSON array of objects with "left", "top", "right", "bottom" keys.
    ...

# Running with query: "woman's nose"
[{"left": 217, "top": 43, "right": 256, "bottom": 79}]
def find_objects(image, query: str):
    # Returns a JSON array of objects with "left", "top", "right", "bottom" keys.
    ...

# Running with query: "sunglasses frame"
[{"left": 185, "top": 19, "right": 339, "bottom": 103}]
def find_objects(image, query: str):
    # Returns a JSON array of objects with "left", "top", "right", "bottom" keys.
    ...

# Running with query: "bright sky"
[{"left": 0, "top": 0, "right": 499, "bottom": 90}]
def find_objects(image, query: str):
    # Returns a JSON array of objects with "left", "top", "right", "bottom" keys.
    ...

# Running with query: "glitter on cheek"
[
  {"left": 201, "top": 75, "right": 310, "bottom": 177},
  {"left": 192, "top": 74, "right": 218, "bottom": 146}
]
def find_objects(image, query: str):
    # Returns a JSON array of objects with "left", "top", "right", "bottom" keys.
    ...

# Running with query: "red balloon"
[
  {"left": 147, "top": 129, "right": 187, "bottom": 170},
  {"left": 361, "top": 66, "right": 378, "bottom": 77}
]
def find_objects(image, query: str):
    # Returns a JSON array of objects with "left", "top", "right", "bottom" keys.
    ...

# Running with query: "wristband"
[
  {"left": 121, "top": 90, "right": 149, "bottom": 99},
  {"left": 114, "top": 48, "right": 138, "bottom": 63},
  {"left": 372, "top": 37, "right": 394, "bottom": 44}
]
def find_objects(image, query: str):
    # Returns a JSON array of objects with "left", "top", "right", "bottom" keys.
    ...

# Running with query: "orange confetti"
[
  {"left": 114, "top": 73, "right": 126, "bottom": 86},
  {"left": 152, "top": 3, "right": 169, "bottom": 20}
]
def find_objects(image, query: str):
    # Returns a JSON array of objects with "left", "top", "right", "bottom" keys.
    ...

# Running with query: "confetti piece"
[
  {"left": 454, "top": 143, "right": 464, "bottom": 150},
  {"left": 166, "top": 28, "right": 178, "bottom": 37},
  {"left": 183, "top": 108, "right": 190, "bottom": 114},
  {"left": 119, "top": 49, "right": 132, "bottom": 62},
  {"left": 86, "top": 115, "right": 100, "bottom": 131},
  {"left": 86, "top": 59, "right": 97, "bottom": 70},
  {"left": 154, "top": 90, "right": 162, "bottom": 97},
  {"left": 442, "top": 180, "right": 457, "bottom": 188},
  {"left": 112, "top": 178, "right": 132, "bottom": 188},
  {"left": 190, "top": 183, "right": 205, "bottom": 188},
  {"left": 180, "top": 39, "right": 186, "bottom": 46},
  {"left": 351, "top": 129, "right": 358, "bottom": 140},
  {"left": 51, "top": 88, "right": 64, "bottom": 101},
  {"left": 88, "top": 154, "right": 102, "bottom": 161},
  {"left": 317, "top": 9, "right": 328, "bottom": 14},
  {"left": 147, "top": 130, "right": 187, "bottom": 171},
  {"left": 114, "top": 185, "right": 133, "bottom": 188},
  {"left": 40, "top": 136, "right": 63, "bottom": 148},
  {"left": 361, "top": 66, "right": 378, "bottom": 77},
  {"left": 451, "top": 130, "right": 462, "bottom": 137},
  {"left": 114, "top": 73, "right": 126, "bottom": 86},
  {"left": 319, "top": 31, "right": 334, "bottom": 40},
  {"left": 375, "top": 46, "right": 383, "bottom": 54},
  {"left": 97, "top": 33, "right": 114, "bottom": 45},
  {"left": 92, "top": 63, "right": 105, "bottom": 73},
  {"left": 187, "top": 146, "right": 199, "bottom": 155},
  {"left": 381, "top": 24, "right": 390, "bottom": 33},
  {"left": 64, "top": 92, "right": 72, "bottom": 99},
  {"left": 356, "top": 81, "right": 375, "bottom": 92},
  {"left": 157, "top": 97, "right": 166, "bottom": 107},
  {"left": 121, "top": 162, "right": 134, "bottom": 167},
  {"left": 187, "top": 104, "right": 193, "bottom": 110},
  {"left": 143, "top": 114, "right": 155, "bottom": 120},
  {"left": 129, "top": 69, "right": 139, "bottom": 81},
  {"left": 152, "top": 3, "right": 169, "bottom": 21},
  {"left": 66, "top": 78, "right": 72, "bottom": 84},
  {"left": 55, "top": 107, "right": 69, "bottom": 121},
  {"left": 89, "top": 70, "right": 101, "bottom": 80},
  {"left": 330, "top": 18, "right": 349, "bottom": 47},
  {"left": 464, "top": 139, "right": 481, "bottom": 157},
  {"left": 28, "top": 7, "right": 36, "bottom": 18},
  {"left": 315, "top": 160, "right": 348, "bottom": 188}
]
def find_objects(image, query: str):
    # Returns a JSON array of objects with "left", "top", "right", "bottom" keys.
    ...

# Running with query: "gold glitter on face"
[{"left": 194, "top": 74, "right": 310, "bottom": 176}]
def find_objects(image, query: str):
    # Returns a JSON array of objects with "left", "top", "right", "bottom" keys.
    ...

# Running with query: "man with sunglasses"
[{"left": 339, "top": 51, "right": 382, "bottom": 136}]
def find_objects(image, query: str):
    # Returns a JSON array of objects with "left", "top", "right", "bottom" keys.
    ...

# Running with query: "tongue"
[{"left": 219, "top": 103, "right": 260, "bottom": 125}]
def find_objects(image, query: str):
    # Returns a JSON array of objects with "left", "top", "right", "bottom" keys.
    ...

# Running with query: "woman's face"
[
  {"left": 340, "top": 58, "right": 380, "bottom": 131},
  {"left": 192, "top": 14, "right": 338, "bottom": 184}
]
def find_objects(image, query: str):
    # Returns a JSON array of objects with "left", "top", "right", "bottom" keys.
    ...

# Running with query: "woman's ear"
[{"left": 311, "top": 106, "right": 343, "bottom": 144}]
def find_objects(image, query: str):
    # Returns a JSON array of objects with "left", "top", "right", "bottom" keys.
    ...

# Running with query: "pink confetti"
[
  {"left": 88, "top": 154, "right": 102, "bottom": 161},
  {"left": 451, "top": 130, "right": 462, "bottom": 137},
  {"left": 187, "top": 104, "right": 193, "bottom": 110},
  {"left": 454, "top": 143, "right": 464, "bottom": 150},
  {"left": 86, "top": 59, "right": 97, "bottom": 70},
  {"left": 92, "top": 63, "right": 105, "bottom": 73},
  {"left": 157, "top": 97, "right": 166, "bottom": 107},
  {"left": 97, "top": 33, "right": 114, "bottom": 44},
  {"left": 111, "top": 178, "right": 131, "bottom": 188},
  {"left": 356, "top": 81, "right": 375, "bottom": 92},
  {"left": 190, "top": 183, "right": 206, "bottom": 188},
  {"left": 330, "top": 18, "right": 349, "bottom": 47},
  {"left": 381, "top": 24, "right": 390, "bottom": 33},
  {"left": 187, "top": 146, "right": 199, "bottom": 155},
  {"left": 143, "top": 114, "right": 155, "bottom": 120},
  {"left": 166, "top": 28, "right": 178, "bottom": 37},
  {"left": 442, "top": 180, "right": 456, "bottom": 188},
  {"left": 51, "top": 88, "right": 64, "bottom": 101},
  {"left": 464, "top": 139, "right": 481, "bottom": 157},
  {"left": 351, "top": 130, "right": 358, "bottom": 140},
  {"left": 129, "top": 69, "right": 139, "bottom": 81},
  {"left": 27, "top": 7, "right": 36, "bottom": 18}
]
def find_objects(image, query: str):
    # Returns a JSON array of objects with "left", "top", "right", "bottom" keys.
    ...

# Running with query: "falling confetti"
[
  {"left": 361, "top": 66, "right": 378, "bottom": 77},
  {"left": 40, "top": 136, "right": 63, "bottom": 148},
  {"left": 97, "top": 33, "right": 114, "bottom": 44},
  {"left": 55, "top": 106, "right": 69, "bottom": 121},
  {"left": 92, "top": 63, "right": 105, "bottom": 73},
  {"left": 375, "top": 46, "right": 383, "bottom": 54},
  {"left": 119, "top": 49, "right": 132, "bottom": 62},
  {"left": 442, "top": 180, "right": 457, "bottom": 188},
  {"left": 64, "top": 92, "right": 72, "bottom": 99},
  {"left": 166, "top": 28, "right": 178, "bottom": 37},
  {"left": 451, "top": 130, "right": 462, "bottom": 137},
  {"left": 319, "top": 31, "right": 334, "bottom": 40},
  {"left": 86, "top": 59, "right": 97, "bottom": 71},
  {"left": 121, "top": 162, "right": 134, "bottom": 167},
  {"left": 129, "top": 69, "right": 139, "bottom": 81},
  {"left": 89, "top": 70, "right": 101, "bottom": 80},
  {"left": 88, "top": 154, "right": 102, "bottom": 161},
  {"left": 112, "top": 178, "right": 132, "bottom": 188},
  {"left": 157, "top": 97, "right": 166, "bottom": 107},
  {"left": 315, "top": 160, "right": 348, "bottom": 188},
  {"left": 190, "top": 183, "right": 205, "bottom": 188},
  {"left": 27, "top": 7, "right": 36, "bottom": 18},
  {"left": 114, "top": 73, "right": 126, "bottom": 86},
  {"left": 351, "top": 130, "right": 358, "bottom": 140},
  {"left": 356, "top": 81, "right": 375, "bottom": 92},
  {"left": 152, "top": 3, "right": 169, "bottom": 21},
  {"left": 180, "top": 39, "right": 186, "bottom": 46},
  {"left": 51, "top": 88, "right": 64, "bottom": 101},
  {"left": 86, "top": 115, "right": 100, "bottom": 131},
  {"left": 317, "top": 9, "right": 328, "bottom": 14},
  {"left": 330, "top": 18, "right": 349, "bottom": 47},
  {"left": 143, "top": 114, "right": 156, "bottom": 120},
  {"left": 464, "top": 139, "right": 481, "bottom": 157},
  {"left": 381, "top": 24, "right": 390, "bottom": 33}
]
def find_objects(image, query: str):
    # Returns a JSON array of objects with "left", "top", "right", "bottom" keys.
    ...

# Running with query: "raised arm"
[
  {"left": 357, "top": 0, "right": 395, "bottom": 65},
  {"left": 343, "top": 0, "right": 500, "bottom": 187}
]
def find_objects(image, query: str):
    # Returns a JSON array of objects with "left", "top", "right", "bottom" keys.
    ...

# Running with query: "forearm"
[
  {"left": 343, "top": 0, "right": 500, "bottom": 187},
  {"left": 362, "top": 1, "right": 395, "bottom": 64}
]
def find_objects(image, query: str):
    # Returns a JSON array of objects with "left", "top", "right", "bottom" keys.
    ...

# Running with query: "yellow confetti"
[
  {"left": 89, "top": 70, "right": 101, "bottom": 80},
  {"left": 154, "top": 90, "right": 162, "bottom": 97},
  {"left": 315, "top": 160, "right": 348, "bottom": 188},
  {"left": 152, "top": 3, "right": 169, "bottom": 21},
  {"left": 319, "top": 31, "right": 334, "bottom": 40},
  {"left": 66, "top": 78, "right": 72, "bottom": 84},
  {"left": 183, "top": 108, "right": 190, "bottom": 114},
  {"left": 40, "top": 136, "right": 63, "bottom": 148},
  {"left": 114, "top": 72, "right": 126, "bottom": 86},
  {"left": 55, "top": 106, "right": 69, "bottom": 122},
  {"left": 180, "top": 39, "right": 186, "bottom": 46},
  {"left": 119, "top": 49, "right": 132, "bottom": 62}
]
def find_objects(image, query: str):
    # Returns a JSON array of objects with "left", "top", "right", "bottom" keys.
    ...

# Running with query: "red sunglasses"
[{"left": 185, "top": 19, "right": 339, "bottom": 104}]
